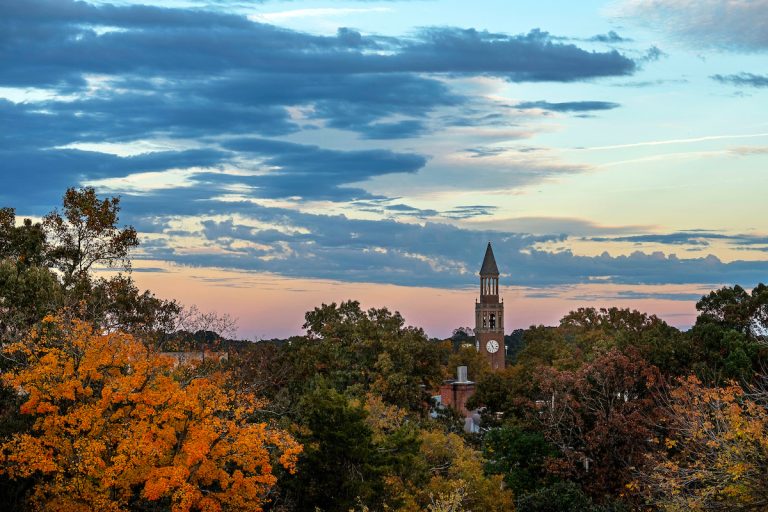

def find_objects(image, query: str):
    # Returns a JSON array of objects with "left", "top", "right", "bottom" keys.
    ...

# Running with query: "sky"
[{"left": 1, "top": 0, "right": 767, "bottom": 339}]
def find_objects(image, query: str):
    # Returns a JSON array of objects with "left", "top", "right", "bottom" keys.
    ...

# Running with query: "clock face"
[{"left": 486, "top": 340, "right": 499, "bottom": 354}]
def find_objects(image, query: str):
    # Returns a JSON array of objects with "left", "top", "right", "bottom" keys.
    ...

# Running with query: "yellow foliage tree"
[
  {"left": 641, "top": 375, "right": 768, "bottom": 511},
  {"left": 0, "top": 317, "right": 301, "bottom": 511}
]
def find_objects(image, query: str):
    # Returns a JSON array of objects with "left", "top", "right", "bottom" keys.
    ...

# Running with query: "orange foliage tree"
[{"left": 0, "top": 317, "right": 301, "bottom": 511}]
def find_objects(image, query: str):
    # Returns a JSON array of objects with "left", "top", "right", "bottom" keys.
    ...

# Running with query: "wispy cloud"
[
  {"left": 712, "top": 73, "right": 768, "bottom": 87},
  {"left": 577, "top": 133, "right": 768, "bottom": 151},
  {"left": 250, "top": 7, "right": 393, "bottom": 22},
  {"left": 616, "top": 0, "right": 768, "bottom": 51}
]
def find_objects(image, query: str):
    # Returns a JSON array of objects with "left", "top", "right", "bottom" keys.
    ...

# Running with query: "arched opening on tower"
[{"left": 489, "top": 313, "right": 496, "bottom": 329}]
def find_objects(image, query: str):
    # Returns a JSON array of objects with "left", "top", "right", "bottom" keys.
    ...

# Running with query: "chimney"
[{"left": 457, "top": 366, "right": 468, "bottom": 383}]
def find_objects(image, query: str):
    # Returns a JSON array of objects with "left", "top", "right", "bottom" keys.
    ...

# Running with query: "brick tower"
[{"left": 475, "top": 242, "right": 505, "bottom": 370}]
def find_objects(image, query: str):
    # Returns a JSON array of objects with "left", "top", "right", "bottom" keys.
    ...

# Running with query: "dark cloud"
[
  {"left": 217, "top": 138, "right": 428, "bottom": 201},
  {"left": 588, "top": 233, "right": 721, "bottom": 246},
  {"left": 1, "top": 1, "right": 637, "bottom": 90},
  {"left": 382, "top": 204, "right": 439, "bottom": 217},
  {"left": 586, "top": 232, "right": 768, "bottom": 247},
  {"left": 444, "top": 205, "right": 498, "bottom": 219},
  {"left": 391, "top": 28, "right": 636, "bottom": 81},
  {"left": 123, "top": 197, "right": 768, "bottom": 288},
  {"left": 0, "top": 147, "right": 228, "bottom": 208},
  {"left": 615, "top": 291, "right": 706, "bottom": 301},
  {"left": 712, "top": 73, "right": 768, "bottom": 88},
  {"left": 0, "top": 0, "right": 638, "bottom": 205},
  {"left": 516, "top": 100, "right": 621, "bottom": 112}
]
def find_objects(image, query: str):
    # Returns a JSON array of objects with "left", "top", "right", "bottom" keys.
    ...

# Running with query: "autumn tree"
[
  {"left": 0, "top": 317, "right": 301, "bottom": 511},
  {"left": 640, "top": 375, "right": 768, "bottom": 511},
  {"left": 534, "top": 348, "right": 663, "bottom": 499},
  {"left": 409, "top": 430, "right": 514, "bottom": 512}
]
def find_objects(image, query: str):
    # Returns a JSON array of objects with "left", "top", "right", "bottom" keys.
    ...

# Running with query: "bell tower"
[{"left": 475, "top": 242, "right": 505, "bottom": 370}]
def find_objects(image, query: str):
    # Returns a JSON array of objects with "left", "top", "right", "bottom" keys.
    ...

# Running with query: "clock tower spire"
[{"left": 475, "top": 242, "right": 505, "bottom": 370}]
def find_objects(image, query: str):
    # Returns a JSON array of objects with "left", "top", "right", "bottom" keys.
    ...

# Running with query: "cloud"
[
  {"left": 124, "top": 199, "right": 768, "bottom": 288},
  {"left": 0, "top": 0, "right": 638, "bottom": 172},
  {"left": 515, "top": 100, "right": 621, "bottom": 112},
  {"left": 0, "top": 147, "right": 229, "bottom": 207},
  {"left": 588, "top": 31, "right": 632, "bottom": 43},
  {"left": 443, "top": 205, "right": 499, "bottom": 219},
  {"left": 618, "top": 0, "right": 768, "bottom": 51},
  {"left": 586, "top": 231, "right": 768, "bottom": 248},
  {"left": 571, "top": 290, "right": 705, "bottom": 302},
  {"left": 712, "top": 73, "right": 768, "bottom": 87},
  {"left": 612, "top": 78, "right": 688, "bottom": 88},
  {"left": 0, "top": 0, "right": 638, "bottom": 215},
  {"left": 395, "top": 28, "right": 636, "bottom": 81},
  {"left": 469, "top": 217, "right": 653, "bottom": 236},
  {"left": 730, "top": 146, "right": 768, "bottom": 156},
  {"left": 251, "top": 7, "right": 393, "bottom": 22},
  {"left": 217, "top": 138, "right": 428, "bottom": 201},
  {"left": 1, "top": 1, "right": 637, "bottom": 90}
]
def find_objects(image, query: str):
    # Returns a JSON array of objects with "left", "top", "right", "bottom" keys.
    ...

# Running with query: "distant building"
[
  {"left": 439, "top": 243, "right": 507, "bottom": 431},
  {"left": 159, "top": 350, "right": 228, "bottom": 367},
  {"left": 437, "top": 366, "right": 481, "bottom": 433},
  {"left": 476, "top": 242, "right": 505, "bottom": 370}
]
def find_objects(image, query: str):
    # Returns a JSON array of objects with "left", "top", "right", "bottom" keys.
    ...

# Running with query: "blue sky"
[{"left": 1, "top": 0, "right": 767, "bottom": 335}]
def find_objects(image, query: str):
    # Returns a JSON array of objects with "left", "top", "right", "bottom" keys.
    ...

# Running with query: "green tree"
[
  {"left": 0, "top": 208, "right": 47, "bottom": 268},
  {"left": 285, "top": 382, "right": 383, "bottom": 511},
  {"left": 290, "top": 301, "right": 446, "bottom": 412},
  {"left": 689, "top": 284, "right": 768, "bottom": 384},
  {"left": 483, "top": 425, "right": 556, "bottom": 497},
  {"left": 516, "top": 481, "right": 605, "bottom": 512}
]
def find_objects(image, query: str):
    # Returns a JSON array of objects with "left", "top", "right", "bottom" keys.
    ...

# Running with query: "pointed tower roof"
[{"left": 480, "top": 242, "right": 499, "bottom": 275}]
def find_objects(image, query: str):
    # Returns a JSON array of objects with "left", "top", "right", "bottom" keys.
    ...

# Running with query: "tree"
[
  {"left": 559, "top": 307, "right": 690, "bottom": 377},
  {"left": 535, "top": 348, "right": 663, "bottom": 498},
  {"left": 696, "top": 284, "right": 768, "bottom": 340},
  {"left": 44, "top": 187, "right": 138, "bottom": 288},
  {"left": 72, "top": 274, "right": 181, "bottom": 340},
  {"left": 640, "top": 375, "right": 768, "bottom": 511},
  {"left": 0, "top": 260, "right": 61, "bottom": 343},
  {"left": 0, "top": 208, "right": 60, "bottom": 343},
  {"left": 516, "top": 481, "right": 603, "bottom": 512},
  {"left": 411, "top": 430, "right": 514, "bottom": 512},
  {"left": 0, "top": 317, "right": 301, "bottom": 511},
  {"left": 688, "top": 284, "right": 768, "bottom": 384},
  {"left": 292, "top": 301, "right": 446, "bottom": 412},
  {"left": 483, "top": 425, "right": 556, "bottom": 497},
  {"left": 0, "top": 208, "right": 47, "bottom": 268},
  {"left": 282, "top": 381, "right": 383, "bottom": 511}
]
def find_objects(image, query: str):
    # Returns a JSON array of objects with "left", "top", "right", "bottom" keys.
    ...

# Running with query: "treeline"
[{"left": 1, "top": 189, "right": 767, "bottom": 511}]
